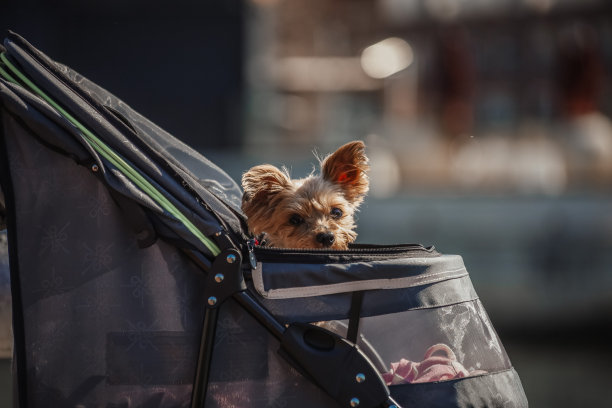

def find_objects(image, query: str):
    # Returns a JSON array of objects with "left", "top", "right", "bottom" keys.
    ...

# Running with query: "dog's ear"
[
  {"left": 321, "top": 141, "right": 369, "bottom": 204},
  {"left": 241, "top": 164, "right": 292, "bottom": 213}
]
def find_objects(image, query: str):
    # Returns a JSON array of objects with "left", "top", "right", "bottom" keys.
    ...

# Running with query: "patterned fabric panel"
[{"left": 5, "top": 114, "right": 206, "bottom": 407}]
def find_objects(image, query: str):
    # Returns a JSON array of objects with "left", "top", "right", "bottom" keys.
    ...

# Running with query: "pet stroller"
[{"left": 0, "top": 32, "right": 527, "bottom": 408}]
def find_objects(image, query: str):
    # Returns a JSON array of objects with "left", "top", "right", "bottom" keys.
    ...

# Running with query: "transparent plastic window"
[{"left": 318, "top": 299, "right": 511, "bottom": 386}]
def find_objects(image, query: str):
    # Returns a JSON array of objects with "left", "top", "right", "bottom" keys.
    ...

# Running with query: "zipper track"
[
  {"left": 255, "top": 244, "right": 434, "bottom": 254},
  {"left": 252, "top": 242, "right": 438, "bottom": 264}
]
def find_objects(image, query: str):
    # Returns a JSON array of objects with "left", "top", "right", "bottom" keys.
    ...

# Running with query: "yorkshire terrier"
[{"left": 241, "top": 141, "right": 369, "bottom": 249}]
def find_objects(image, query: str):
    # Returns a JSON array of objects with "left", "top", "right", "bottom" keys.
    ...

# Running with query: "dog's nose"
[{"left": 316, "top": 232, "right": 335, "bottom": 247}]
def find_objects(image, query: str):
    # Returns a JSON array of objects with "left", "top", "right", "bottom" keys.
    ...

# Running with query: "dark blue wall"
[{"left": 1, "top": 0, "right": 245, "bottom": 148}]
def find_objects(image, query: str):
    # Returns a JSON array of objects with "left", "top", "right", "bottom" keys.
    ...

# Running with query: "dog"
[{"left": 241, "top": 141, "right": 369, "bottom": 249}]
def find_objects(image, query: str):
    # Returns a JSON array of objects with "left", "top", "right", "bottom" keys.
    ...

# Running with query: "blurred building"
[
  {"left": 245, "top": 0, "right": 612, "bottom": 195},
  {"left": 0, "top": 0, "right": 245, "bottom": 149}
]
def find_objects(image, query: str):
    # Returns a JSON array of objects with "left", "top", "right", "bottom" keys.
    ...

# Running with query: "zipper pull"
[{"left": 247, "top": 239, "right": 258, "bottom": 270}]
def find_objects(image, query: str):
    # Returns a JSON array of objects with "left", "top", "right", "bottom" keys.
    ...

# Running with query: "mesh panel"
[
  {"left": 4, "top": 117, "right": 205, "bottom": 406},
  {"left": 205, "top": 299, "right": 337, "bottom": 408},
  {"left": 319, "top": 299, "right": 511, "bottom": 386}
]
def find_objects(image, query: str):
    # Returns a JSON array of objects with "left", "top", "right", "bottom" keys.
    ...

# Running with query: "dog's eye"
[
  {"left": 330, "top": 208, "right": 343, "bottom": 219},
  {"left": 289, "top": 214, "right": 304, "bottom": 226}
]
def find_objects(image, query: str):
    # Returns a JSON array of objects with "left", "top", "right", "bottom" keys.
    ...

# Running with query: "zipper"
[
  {"left": 249, "top": 242, "right": 438, "bottom": 265},
  {"left": 255, "top": 243, "right": 434, "bottom": 254},
  {"left": 247, "top": 239, "right": 258, "bottom": 269}
]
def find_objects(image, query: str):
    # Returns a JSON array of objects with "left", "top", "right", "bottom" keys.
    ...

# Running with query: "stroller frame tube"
[
  {"left": 187, "top": 245, "right": 400, "bottom": 408},
  {"left": 189, "top": 291, "right": 286, "bottom": 408},
  {"left": 189, "top": 245, "right": 285, "bottom": 408},
  {"left": 191, "top": 307, "right": 219, "bottom": 408}
]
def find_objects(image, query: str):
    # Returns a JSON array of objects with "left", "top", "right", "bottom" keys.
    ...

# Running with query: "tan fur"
[{"left": 241, "top": 141, "right": 370, "bottom": 249}]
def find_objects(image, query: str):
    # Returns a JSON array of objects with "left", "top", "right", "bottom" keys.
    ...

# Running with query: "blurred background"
[{"left": 1, "top": 0, "right": 612, "bottom": 406}]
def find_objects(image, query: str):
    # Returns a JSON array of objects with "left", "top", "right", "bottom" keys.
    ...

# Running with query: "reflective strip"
[{"left": 253, "top": 261, "right": 468, "bottom": 299}]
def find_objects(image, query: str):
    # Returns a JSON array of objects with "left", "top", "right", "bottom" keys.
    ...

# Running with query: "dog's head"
[{"left": 241, "top": 141, "right": 369, "bottom": 249}]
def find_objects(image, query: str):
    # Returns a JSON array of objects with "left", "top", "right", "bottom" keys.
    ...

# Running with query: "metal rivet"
[
  {"left": 355, "top": 373, "right": 365, "bottom": 383},
  {"left": 214, "top": 231, "right": 222, "bottom": 237},
  {"left": 350, "top": 398, "right": 360, "bottom": 407},
  {"left": 91, "top": 164, "right": 99, "bottom": 172},
  {"left": 207, "top": 296, "right": 217, "bottom": 306},
  {"left": 214, "top": 273, "right": 224, "bottom": 283},
  {"left": 226, "top": 254, "right": 236, "bottom": 264}
]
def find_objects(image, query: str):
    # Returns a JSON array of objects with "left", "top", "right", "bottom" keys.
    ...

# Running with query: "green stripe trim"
[
  {"left": 0, "top": 52, "right": 221, "bottom": 257},
  {"left": 0, "top": 63, "right": 20, "bottom": 85}
]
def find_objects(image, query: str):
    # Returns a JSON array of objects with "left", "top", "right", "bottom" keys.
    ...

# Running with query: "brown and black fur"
[{"left": 241, "top": 141, "right": 369, "bottom": 249}]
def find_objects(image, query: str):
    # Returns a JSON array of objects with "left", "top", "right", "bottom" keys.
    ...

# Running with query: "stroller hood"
[{"left": 0, "top": 31, "right": 247, "bottom": 257}]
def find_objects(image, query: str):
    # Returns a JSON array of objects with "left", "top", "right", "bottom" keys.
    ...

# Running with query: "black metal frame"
[
  {"left": 188, "top": 247, "right": 402, "bottom": 408},
  {"left": 191, "top": 307, "right": 219, "bottom": 408}
]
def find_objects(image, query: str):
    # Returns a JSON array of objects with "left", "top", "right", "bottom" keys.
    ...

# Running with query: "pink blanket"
[{"left": 381, "top": 344, "right": 487, "bottom": 385}]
